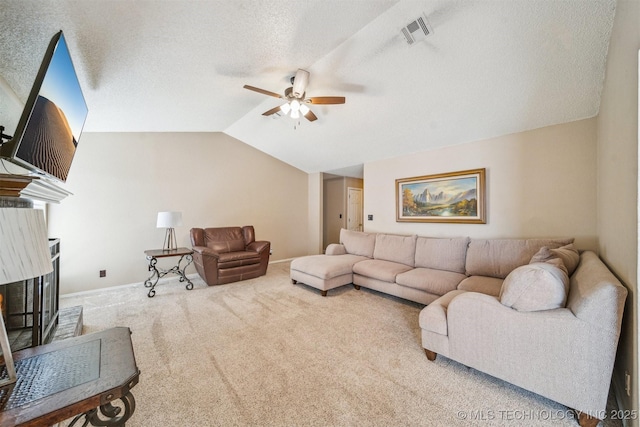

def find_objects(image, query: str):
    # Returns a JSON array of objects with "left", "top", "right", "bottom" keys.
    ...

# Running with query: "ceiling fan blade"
[
  {"left": 292, "top": 69, "right": 310, "bottom": 98},
  {"left": 262, "top": 105, "right": 283, "bottom": 116},
  {"left": 243, "top": 85, "right": 283, "bottom": 99},
  {"left": 306, "top": 96, "right": 346, "bottom": 105},
  {"left": 304, "top": 109, "right": 318, "bottom": 122}
]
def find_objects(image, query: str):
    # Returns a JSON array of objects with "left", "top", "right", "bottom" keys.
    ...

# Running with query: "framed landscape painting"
[{"left": 396, "top": 168, "right": 486, "bottom": 223}]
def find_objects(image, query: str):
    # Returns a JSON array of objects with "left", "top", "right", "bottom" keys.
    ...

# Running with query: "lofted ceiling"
[{"left": 0, "top": 1, "right": 616, "bottom": 178}]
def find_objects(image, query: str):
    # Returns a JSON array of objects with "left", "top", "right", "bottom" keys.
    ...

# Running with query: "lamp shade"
[
  {"left": 156, "top": 211, "right": 182, "bottom": 228},
  {"left": 0, "top": 208, "right": 52, "bottom": 285}
]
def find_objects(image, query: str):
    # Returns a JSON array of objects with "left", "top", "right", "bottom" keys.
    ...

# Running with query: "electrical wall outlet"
[
  {"left": 625, "top": 371, "right": 631, "bottom": 396},
  {"left": 99, "top": 270, "right": 106, "bottom": 278},
  {"left": 269, "top": 248, "right": 273, "bottom": 255}
]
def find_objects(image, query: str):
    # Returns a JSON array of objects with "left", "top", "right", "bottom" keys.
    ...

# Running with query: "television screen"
[{"left": 4, "top": 31, "right": 88, "bottom": 182}]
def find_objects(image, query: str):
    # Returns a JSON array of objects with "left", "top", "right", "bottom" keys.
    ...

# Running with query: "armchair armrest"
[
  {"left": 247, "top": 240, "right": 270, "bottom": 254},
  {"left": 191, "top": 245, "right": 220, "bottom": 259}
]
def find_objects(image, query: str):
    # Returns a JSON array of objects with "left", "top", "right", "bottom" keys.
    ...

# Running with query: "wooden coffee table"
[{"left": 0, "top": 327, "right": 139, "bottom": 427}]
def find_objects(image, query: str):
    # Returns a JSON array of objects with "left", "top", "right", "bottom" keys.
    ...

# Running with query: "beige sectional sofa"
[
  {"left": 291, "top": 229, "right": 574, "bottom": 303},
  {"left": 290, "top": 228, "right": 628, "bottom": 427}
]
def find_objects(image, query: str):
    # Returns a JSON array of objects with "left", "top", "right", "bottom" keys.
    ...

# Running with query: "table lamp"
[
  {"left": 0, "top": 208, "right": 53, "bottom": 387},
  {"left": 156, "top": 211, "right": 182, "bottom": 251}
]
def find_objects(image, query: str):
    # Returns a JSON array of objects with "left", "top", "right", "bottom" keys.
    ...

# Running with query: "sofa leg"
[
  {"left": 354, "top": 284, "right": 360, "bottom": 290},
  {"left": 292, "top": 279, "right": 297, "bottom": 284},
  {"left": 575, "top": 411, "right": 600, "bottom": 427},
  {"left": 424, "top": 349, "right": 437, "bottom": 361},
  {"left": 321, "top": 290, "right": 327, "bottom": 297}
]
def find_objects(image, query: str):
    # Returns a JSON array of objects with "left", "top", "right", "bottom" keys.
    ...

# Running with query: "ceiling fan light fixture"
[
  {"left": 280, "top": 103, "right": 291, "bottom": 114},
  {"left": 243, "top": 69, "right": 345, "bottom": 124}
]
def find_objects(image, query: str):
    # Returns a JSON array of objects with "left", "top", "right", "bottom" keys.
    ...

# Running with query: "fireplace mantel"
[{"left": 0, "top": 174, "right": 72, "bottom": 204}]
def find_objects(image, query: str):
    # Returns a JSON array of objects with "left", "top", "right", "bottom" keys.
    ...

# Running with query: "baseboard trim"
[
  {"left": 611, "top": 372, "right": 631, "bottom": 427},
  {"left": 60, "top": 273, "right": 200, "bottom": 299},
  {"left": 62, "top": 259, "right": 292, "bottom": 299},
  {"left": 270, "top": 258, "right": 294, "bottom": 264}
]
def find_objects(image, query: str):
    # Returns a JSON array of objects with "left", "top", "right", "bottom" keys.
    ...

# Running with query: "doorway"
[
  {"left": 347, "top": 187, "right": 363, "bottom": 232},
  {"left": 322, "top": 176, "right": 363, "bottom": 249}
]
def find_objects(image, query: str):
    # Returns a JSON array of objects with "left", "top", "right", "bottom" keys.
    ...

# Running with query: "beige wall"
[
  {"left": 307, "top": 172, "right": 323, "bottom": 255},
  {"left": 48, "top": 132, "right": 309, "bottom": 294},
  {"left": 364, "top": 118, "right": 597, "bottom": 250},
  {"left": 596, "top": 0, "right": 639, "bottom": 421}
]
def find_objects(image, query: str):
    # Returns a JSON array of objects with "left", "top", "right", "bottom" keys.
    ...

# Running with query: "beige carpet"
[{"left": 59, "top": 262, "right": 619, "bottom": 427}]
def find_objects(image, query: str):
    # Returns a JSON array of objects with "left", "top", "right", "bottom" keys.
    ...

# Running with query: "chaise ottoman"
[{"left": 290, "top": 244, "right": 368, "bottom": 296}]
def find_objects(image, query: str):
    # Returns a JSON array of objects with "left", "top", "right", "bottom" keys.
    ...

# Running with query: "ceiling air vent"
[{"left": 401, "top": 14, "right": 433, "bottom": 46}]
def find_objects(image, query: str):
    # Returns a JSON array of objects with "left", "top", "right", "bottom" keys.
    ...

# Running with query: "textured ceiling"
[{"left": 0, "top": 0, "right": 616, "bottom": 177}]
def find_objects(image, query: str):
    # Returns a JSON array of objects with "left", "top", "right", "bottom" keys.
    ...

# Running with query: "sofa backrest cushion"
[
  {"left": 204, "top": 227, "right": 246, "bottom": 253},
  {"left": 465, "top": 238, "right": 574, "bottom": 279},
  {"left": 415, "top": 237, "right": 470, "bottom": 274},
  {"left": 499, "top": 261, "right": 570, "bottom": 311},
  {"left": 373, "top": 233, "right": 417, "bottom": 267},
  {"left": 340, "top": 229, "right": 376, "bottom": 258}
]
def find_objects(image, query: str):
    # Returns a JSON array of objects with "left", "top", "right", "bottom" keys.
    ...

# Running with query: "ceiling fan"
[{"left": 243, "top": 69, "right": 345, "bottom": 122}]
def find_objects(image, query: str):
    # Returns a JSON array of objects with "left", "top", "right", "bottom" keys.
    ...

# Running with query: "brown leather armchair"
[{"left": 190, "top": 225, "right": 270, "bottom": 286}]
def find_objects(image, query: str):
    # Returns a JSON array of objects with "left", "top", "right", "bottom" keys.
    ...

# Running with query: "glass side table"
[{"left": 143, "top": 247, "right": 194, "bottom": 297}]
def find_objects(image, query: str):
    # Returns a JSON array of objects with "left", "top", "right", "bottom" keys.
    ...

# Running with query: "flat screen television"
[{"left": 1, "top": 30, "right": 88, "bottom": 183}]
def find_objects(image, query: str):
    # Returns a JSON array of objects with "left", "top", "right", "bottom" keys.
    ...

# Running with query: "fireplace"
[{"left": 0, "top": 238, "right": 60, "bottom": 350}]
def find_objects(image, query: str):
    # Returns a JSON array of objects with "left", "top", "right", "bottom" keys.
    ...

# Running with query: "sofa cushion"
[
  {"left": 465, "top": 238, "right": 574, "bottom": 279},
  {"left": 218, "top": 251, "right": 262, "bottom": 268},
  {"left": 340, "top": 229, "right": 376, "bottom": 258},
  {"left": 353, "top": 259, "right": 413, "bottom": 283},
  {"left": 457, "top": 276, "right": 504, "bottom": 297},
  {"left": 396, "top": 268, "right": 466, "bottom": 295},
  {"left": 373, "top": 233, "right": 417, "bottom": 267},
  {"left": 414, "top": 237, "right": 469, "bottom": 274},
  {"left": 499, "top": 262, "right": 570, "bottom": 311},
  {"left": 291, "top": 254, "right": 368, "bottom": 280}
]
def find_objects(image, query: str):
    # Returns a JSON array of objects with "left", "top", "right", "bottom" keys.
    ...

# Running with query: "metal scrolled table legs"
[
  {"left": 144, "top": 256, "right": 160, "bottom": 297},
  {"left": 144, "top": 254, "right": 194, "bottom": 297},
  {"left": 68, "top": 391, "right": 136, "bottom": 426},
  {"left": 177, "top": 254, "right": 194, "bottom": 290}
]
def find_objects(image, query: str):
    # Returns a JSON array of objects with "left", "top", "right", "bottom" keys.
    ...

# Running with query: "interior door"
[{"left": 347, "top": 187, "right": 363, "bottom": 232}]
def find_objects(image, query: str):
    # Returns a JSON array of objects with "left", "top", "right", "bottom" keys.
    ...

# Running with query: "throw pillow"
[
  {"left": 550, "top": 244, "right": 580, "bottom": 276},
  {"left": 325, "top": 243, "right": 346, "bottom": 255},
  {"left": 499, "top": 262, "right": 570, "bottom": 312},
  {"left": 529, "top": 246, "right": 554, "bottom": 263}
]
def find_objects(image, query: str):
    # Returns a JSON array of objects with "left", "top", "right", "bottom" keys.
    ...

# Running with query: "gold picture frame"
[{"left": 396, "top": 168, "right": 486, "bottom": 223}]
